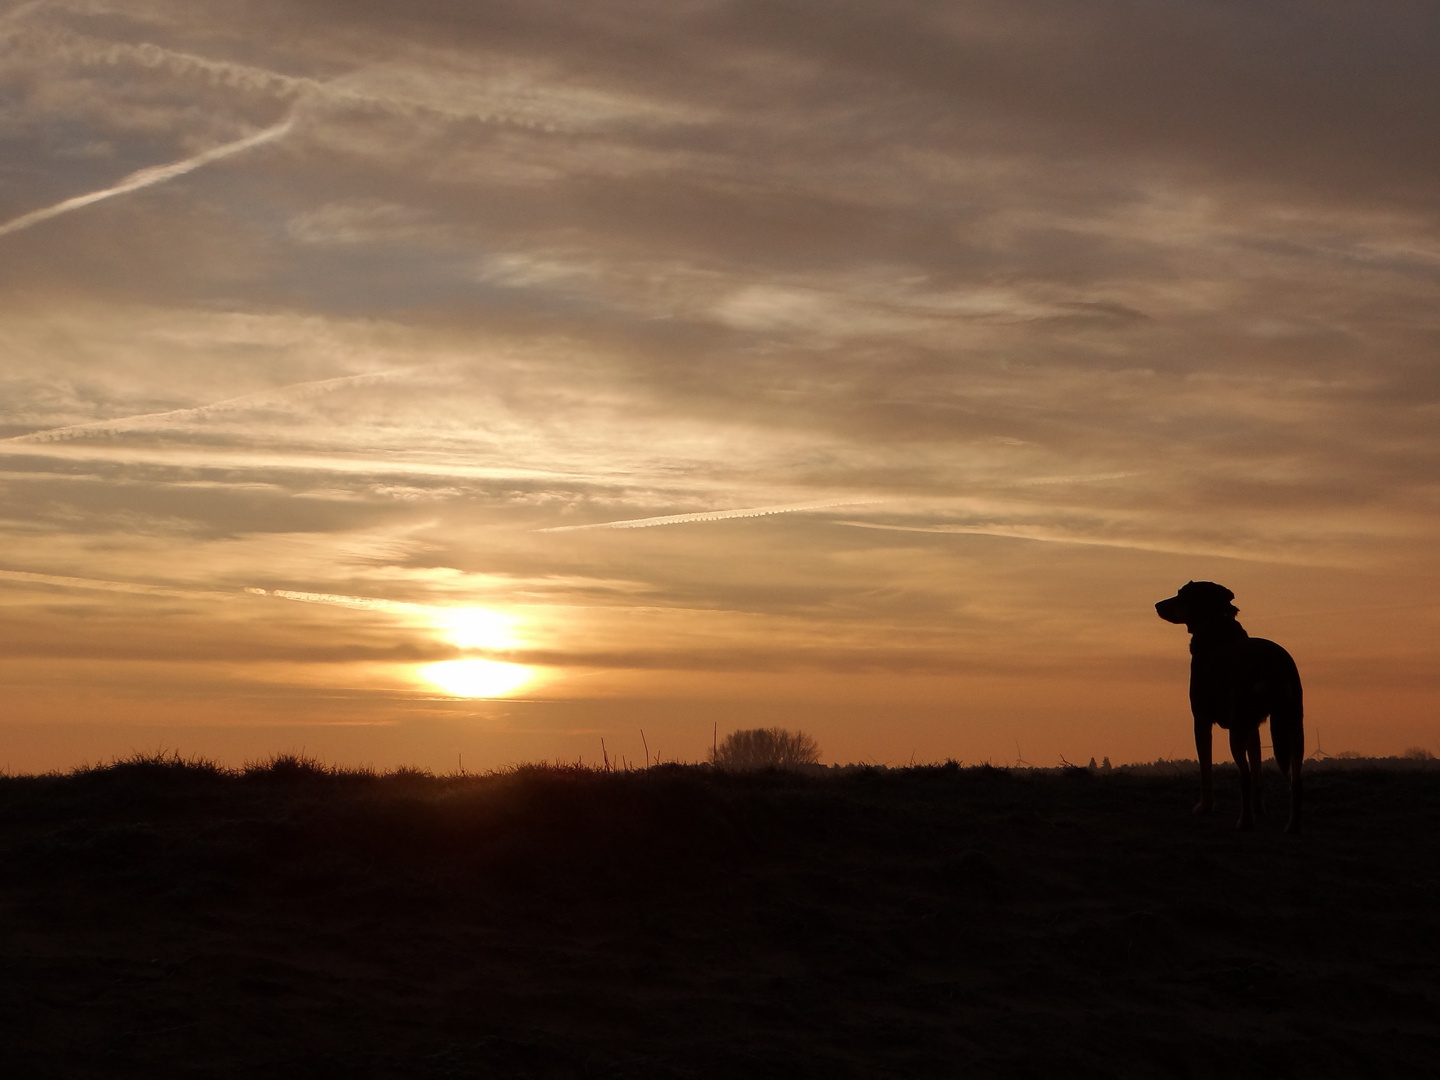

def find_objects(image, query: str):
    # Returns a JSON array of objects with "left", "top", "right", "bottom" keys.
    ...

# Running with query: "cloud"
[
  {"left": 0, "top": 567, "right": 235, "bottom": 601},
  {"left": 0, "top": 116, "right": 296, "bottom": 240},
  {"left": 4, "top": 366, "right": 424, "bottom": 443},
  {"left": 830, "top": 520, "right": 1335, "bottom": 566},
  {"left": 538, "top": 499, "right": 885, "bottom": 532},
  {"left": 0, "top": 1, "right": 44, "bottom": 31},
  {"left": 249, "top": 586, "right": 430, "bottom": 617}
]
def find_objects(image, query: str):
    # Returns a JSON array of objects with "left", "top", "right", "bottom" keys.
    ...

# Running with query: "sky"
[{"left": 2, "top": 0, "right": 1438, "bottom": 772}]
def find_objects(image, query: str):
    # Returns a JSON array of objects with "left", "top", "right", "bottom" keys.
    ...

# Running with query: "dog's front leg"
[
  {"left": 1194, "top": 717, "right": 1214, "bottom": 814},
  {"left": 1228, "top": 726, "right": 1254, "bottom": 830},
  {"left": 1246, "top": 727, "right": 1264, "bottom": 817},
  {"left": 1286, "top": 749, "right": 1303, "bottom": 835}
]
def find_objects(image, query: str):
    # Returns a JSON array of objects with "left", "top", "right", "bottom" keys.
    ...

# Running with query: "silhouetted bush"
[
  {"left": 242, "top": 752, "right": 336, "bottom": 780},
  {"left": 710, "top": 727, "right": 820, "bottom": 770}
]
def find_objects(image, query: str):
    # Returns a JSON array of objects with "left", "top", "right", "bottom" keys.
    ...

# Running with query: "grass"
[{"left": 1, "top": 754, "right": 1438, "bottom": 1077}]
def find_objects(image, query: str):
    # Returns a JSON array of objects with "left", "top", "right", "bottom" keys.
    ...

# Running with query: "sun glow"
[
  {"left": 440, "top": 607, "right": 517, "bottom": 649},
  {"left": 422, "top": 658, "right": 534, "bottom": 698},
  {"left": 419, "top": 606, "right": 536, "bottom": 698}
]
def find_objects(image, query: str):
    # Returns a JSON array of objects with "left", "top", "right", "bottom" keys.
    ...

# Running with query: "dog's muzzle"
[{"left": 1155, "top": 595, "right": 1188, "bottom": 624}]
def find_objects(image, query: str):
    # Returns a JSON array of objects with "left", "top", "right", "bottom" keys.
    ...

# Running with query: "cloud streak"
[
  {"left": 831, "top": 521, "right": 1342, "bottom": 566},
  {"left": 4, "top": 367, "right": 424, "bottom": 444},
  {"left": 538, "top": 499, "right": 886, "bottom": 532},
  {"left": 0, "top": 115, "right": 295, "bottom": 240},
  {"left": 0, "top": 568, "right": 235, "bottom": 601},
  {"left": 248, "top": 587, "right": 431, "bottom": 618}
]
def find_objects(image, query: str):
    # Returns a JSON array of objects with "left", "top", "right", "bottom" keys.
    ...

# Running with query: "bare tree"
[{"left": 710, "top": 727, "right": 820, "bottom": 771}]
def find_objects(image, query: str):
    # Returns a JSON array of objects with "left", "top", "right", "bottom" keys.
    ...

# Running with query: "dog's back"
[
  {"left": 1191, "top": 635, "right": 1302, "bottom": 749},
  {"left": 1239, "top": 637, "right": 1304, "bottom": 774}
]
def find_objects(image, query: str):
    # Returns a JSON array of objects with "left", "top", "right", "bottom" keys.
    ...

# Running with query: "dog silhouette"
[{"left": 1156, "top": 581, "right": 1304, "bottom": 832}]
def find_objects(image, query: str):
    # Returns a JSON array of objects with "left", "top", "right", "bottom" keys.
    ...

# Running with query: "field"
[{"left": 2, "top": 756, "right": 1438, "bottom": 1078}]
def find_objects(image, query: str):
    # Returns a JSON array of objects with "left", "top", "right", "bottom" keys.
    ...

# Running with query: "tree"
[{"left": 710, "top": 727, "right": 821, "bottom": 771}]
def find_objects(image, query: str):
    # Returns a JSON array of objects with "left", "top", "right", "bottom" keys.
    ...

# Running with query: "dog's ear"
[
  {"left": 1180, "top": 580, "right": 1233, "bottom": 600},
  {"left": 1179, "top": 581, "right": 1238, "bottom": 619}
]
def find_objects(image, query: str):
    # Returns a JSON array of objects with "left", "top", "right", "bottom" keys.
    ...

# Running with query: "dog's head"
[{"left": 1155, "top": 581, "right": 1238, "bottom": 630}]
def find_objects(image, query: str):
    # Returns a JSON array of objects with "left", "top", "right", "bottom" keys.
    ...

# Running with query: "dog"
[{"left": 1156, "top": 581, "right": 1304, "bottom": 832}]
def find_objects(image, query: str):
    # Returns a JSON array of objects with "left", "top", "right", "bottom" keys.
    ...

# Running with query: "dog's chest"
[{"left": 1189, "top": 650, "right": 1237, "bottom": 722}]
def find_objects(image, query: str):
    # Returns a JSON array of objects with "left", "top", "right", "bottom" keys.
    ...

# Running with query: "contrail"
[
  {"left": 0, "top": 568, "right": 234, "bottom": 601},
  {"left": 0, "top": 441, "right": 592, "bottom": 484},
  {"left": 4, "top": 367, "right": 420, "bottom": 444},
  {"left": 0, "top": 572, "right": 460, "bottom": 621},
  {"left": 1016, "top": 471, "right": 1140, "bottom": 486},
  {"left": 538, "top": 499, "right": 885, "bottom": 533},
  {"left": 832, "top": 520, "right": 1329, "bottom": 564},
  {"left": 0, "top": 115, "right": 294, "bottom": 240},
  {"left": 0, "top": 572, "right": 449, "bottom": 618},
  {"left": 247, "top": 587, "right": 430, "bottom": 617}
]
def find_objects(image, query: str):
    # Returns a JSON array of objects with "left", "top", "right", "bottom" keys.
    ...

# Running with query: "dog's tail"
[
  {"left": 1270, "top": 654, "right": 1305, "bottom": 778},
  {"left": 1273, "top": 700, "right": 1304, "bottom": 777},
  {"left": 1271, "top": 651, "right": 1305, "bottom": 833}
]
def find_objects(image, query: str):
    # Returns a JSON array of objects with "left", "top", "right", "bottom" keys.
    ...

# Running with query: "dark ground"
[{"left": 1, "top": 756, "right": 1438, "bottom": 1079}]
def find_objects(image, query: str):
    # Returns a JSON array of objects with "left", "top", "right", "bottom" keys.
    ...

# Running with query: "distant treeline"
[{"left": 1, "top": 747, "right": 1436, "bottom": 781}]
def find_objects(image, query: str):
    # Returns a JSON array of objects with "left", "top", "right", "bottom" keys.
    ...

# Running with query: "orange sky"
[{"left": 1, "top": 0, "right": 1438, "bottom": 772}]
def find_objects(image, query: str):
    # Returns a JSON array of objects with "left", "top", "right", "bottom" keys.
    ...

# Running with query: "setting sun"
[
  {"left": 438, "top": 607, "right": 518, "bottom": 650},
  {"left": 418, "top": 606, "right": 533, "bottom": 697},
  {"left": 422, "top": 658, "right": 534, "bottom": 698}
]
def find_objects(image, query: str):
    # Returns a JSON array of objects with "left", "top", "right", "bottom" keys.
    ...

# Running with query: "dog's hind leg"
[
  {"left": 1194, "top": 718, "right": 1214, "bottom": 814},
  {"left": 1228, "top": 727, "right": 1255, "bottom": 830},
  {"left": 1246, "top": 727, "right": 1265, "bottom": 817}
]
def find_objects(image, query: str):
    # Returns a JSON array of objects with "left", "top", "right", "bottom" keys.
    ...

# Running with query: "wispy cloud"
[
  {"left": 1015, "top": 472, "right": 1142, "bottom": 487},
  {"left": 0, "top": 441, "right": 597, "bottom": 483},
  {"left": 4, "top": 367, "right": 424, "bottom": 443},
  {"left": 0, "top": 572, "right": 466, "bottom": 629},
  {"left": 538, "top": 499, "right": 886, "bottom": 532},
  {"left": 0, "top": 568, "right": 234, "bottom": 601},
  {"left": 831, "top": 521, "right": 1340, "bottom": 565},
  {"left": 0, "top": 115, "right": 295, "bottom": 240},
  {"left": 0, "top": 1, "right": 44, "bottom": 32},
  {"left": 247, "top": 587, "right": 430, "bottom": 618}
]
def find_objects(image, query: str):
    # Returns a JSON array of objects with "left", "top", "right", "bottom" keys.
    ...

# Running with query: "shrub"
[
  {"left": 710, "top": 727, "right": 821, "bottom": 771},
  {"left": 242, "top": 752, "right": 333, "bottom": 780}
]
